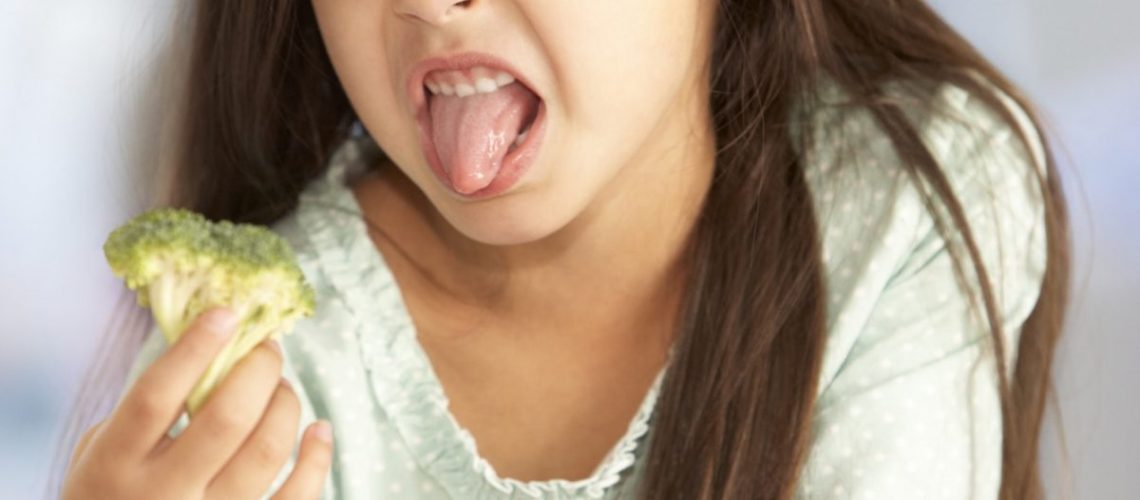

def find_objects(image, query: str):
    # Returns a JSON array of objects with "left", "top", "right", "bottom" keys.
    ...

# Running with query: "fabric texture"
[{"left": 121, "top": 81, "right": 1049, "bottom": 500}]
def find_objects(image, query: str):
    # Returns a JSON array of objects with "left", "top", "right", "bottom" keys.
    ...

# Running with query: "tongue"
[{"left": 430, "top": 82, "right": 539, "bottom": 194}]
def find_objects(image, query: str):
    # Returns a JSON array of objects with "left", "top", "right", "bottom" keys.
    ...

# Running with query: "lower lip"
[{"left": 418, "top": 100, "right": 547, "bottom": 200}]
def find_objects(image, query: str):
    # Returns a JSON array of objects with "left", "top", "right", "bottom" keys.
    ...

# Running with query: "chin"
[{"left": 438, "top": 196, "right": 575, "bottom": 247}]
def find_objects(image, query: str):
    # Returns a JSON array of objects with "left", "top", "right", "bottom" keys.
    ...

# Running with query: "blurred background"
[{"left": 1, "top": 0, "right": 1136, "bottom": 498}]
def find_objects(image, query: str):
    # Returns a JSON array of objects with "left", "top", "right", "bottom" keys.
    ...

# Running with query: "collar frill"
[{"left": 293, "top": 136, "right": 671, "bottom": 499}]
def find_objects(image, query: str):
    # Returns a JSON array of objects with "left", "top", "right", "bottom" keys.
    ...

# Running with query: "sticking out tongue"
[{"left": 429, "top": 81, "right": 539, "bottom": 194}]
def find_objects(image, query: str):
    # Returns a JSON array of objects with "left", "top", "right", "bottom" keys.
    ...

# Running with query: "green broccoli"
[{"left": 103, "top": 208, "right": 315, "bottom": 413}]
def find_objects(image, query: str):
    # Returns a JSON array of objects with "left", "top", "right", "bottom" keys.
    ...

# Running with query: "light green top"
[{"left": 124, "top": 81, "right": 1048, "bottom": 499}]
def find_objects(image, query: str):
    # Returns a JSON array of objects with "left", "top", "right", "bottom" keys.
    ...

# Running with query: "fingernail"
[
  {"left": 312, "top": 420, "right": 333, "bottom": 443},
  {"left": 201, "top": 308, "right": 238, "bottom": 337}
]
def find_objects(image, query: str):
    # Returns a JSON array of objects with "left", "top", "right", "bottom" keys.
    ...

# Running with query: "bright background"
[{"left": 1, "top": 1, "right": 1136, "bottom": 498}]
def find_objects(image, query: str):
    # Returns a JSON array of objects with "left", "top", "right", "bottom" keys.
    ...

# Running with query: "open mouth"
[{"left": 412, "top": 60, "right": 546, "bottom": 199}]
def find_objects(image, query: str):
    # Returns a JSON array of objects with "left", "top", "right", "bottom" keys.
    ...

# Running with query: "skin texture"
[
  {"left": 311, "top": 0, "right": 718, "bottom": 481},
  {"left": 62, "top": 309, "right": 333, "bottom": 500}
]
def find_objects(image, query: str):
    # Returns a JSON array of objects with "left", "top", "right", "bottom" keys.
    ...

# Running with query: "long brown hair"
[{"left": 55, "top": 0, "right": 1069, "bottom": 499}]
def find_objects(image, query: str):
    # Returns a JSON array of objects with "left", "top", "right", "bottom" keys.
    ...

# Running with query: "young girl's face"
[{"left": 311, "top": 1, "right": 716, "bottom": 245}]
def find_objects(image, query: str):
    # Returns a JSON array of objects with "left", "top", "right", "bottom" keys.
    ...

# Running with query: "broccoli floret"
[{"left": 104, "top": 208, "right": 315, "bottom": 413}]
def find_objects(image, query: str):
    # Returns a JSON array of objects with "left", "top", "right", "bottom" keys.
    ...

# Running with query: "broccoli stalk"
[{"left": 104, "top": 208, "right": 315, "bottom": 414}]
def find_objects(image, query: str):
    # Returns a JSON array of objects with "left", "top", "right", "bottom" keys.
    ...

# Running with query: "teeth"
[
  {"left": 494, "top": 72, "right": 515, "bottom": 86},
  {"left": 474, "top": 78, "right": 498, "bottom": 93},
  {"left": 514, "top": 129, "right": 528, "bottom": 146},
  {"left": 425, "top": 66, "right": 521, "bottom": 97},
  {"left": 454, "top": 83, "right": 475, "bottom": 97}
]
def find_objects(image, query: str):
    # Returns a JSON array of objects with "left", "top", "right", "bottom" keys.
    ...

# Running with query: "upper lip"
[{"left": 406, "top": 51, "right": 542, "bottom": 117}]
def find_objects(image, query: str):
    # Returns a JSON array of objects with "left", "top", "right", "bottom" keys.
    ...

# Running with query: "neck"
[{"left": 354, "top": 83, "right": 715, "bottom": 342}]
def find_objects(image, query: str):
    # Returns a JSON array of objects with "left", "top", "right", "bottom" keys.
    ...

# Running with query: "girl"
[{"left": 59, "top": 0, "right": 1069, "bottom": 499}]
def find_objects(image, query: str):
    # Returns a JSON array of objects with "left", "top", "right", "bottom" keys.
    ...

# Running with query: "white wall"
[
  {"left": 928, "top": 2, "right": 1140, "bottom": 498},
  {"left": 0, "top": 0, "right": 177, "bottom": 495},
  {"left": 2, "top": 1, "right": 1136, "bottom": 498}
]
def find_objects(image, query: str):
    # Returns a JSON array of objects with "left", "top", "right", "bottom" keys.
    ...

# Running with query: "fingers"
[
  {"left": 160, "top": 340, "right": 284, "bottom": 486},
  {"left": 270, "top": 422, "right": 334, "bottom": 500},
  {"left": 99, "top": 308, "right": 239, "bottom": 457},
  {"left": 205, "top": 380, "right": 301, "bottom": 499}
]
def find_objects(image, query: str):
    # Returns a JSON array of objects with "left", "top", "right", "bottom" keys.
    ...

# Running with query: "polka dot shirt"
[{"left": 122, "top": 80, "right": 1048, "bottom": 499}]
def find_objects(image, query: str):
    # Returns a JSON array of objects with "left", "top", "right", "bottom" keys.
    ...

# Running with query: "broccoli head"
[{"left": 103, "top": 208, "right": 315, "bottom": 413}]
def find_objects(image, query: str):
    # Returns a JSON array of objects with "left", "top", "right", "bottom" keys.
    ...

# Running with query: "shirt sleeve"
[{"left": 795, "top": 82, "right": 1050, "bottom": 499}]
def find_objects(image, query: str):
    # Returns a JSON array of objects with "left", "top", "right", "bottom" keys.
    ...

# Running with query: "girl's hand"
[{"left": 62, "top": 309, "right": 333, "bottom": 500}]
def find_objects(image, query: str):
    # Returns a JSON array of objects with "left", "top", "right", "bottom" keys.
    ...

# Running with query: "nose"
[{"left": 394, "top": 0, "right": 474, "bottom": 26}]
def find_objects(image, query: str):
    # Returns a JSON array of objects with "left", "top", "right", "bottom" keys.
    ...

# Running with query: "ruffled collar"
[{"left": 295, "top": 136, "right": 671, "bottom": 499}]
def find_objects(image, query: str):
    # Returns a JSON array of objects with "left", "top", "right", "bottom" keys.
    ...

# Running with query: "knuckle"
[
  {"left": 123, "top": 389, "right": 169, "bottom": 425},
  {"left": 195, "top": 407, "right": 250, "bottom": 440},
  {"left": 179, "top": 331, "right": 218, "bottom": 360},
  {"left": 250, "top": 435, "right": 292, "bottom": 465}
]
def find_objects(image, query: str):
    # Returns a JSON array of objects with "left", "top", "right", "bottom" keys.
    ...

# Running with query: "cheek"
[
  {"left": 312, "top": 2, "right": 421, "bottom": 172},
  {"left": 531, "top": 1, "right": 705, "bottom": 173}
]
